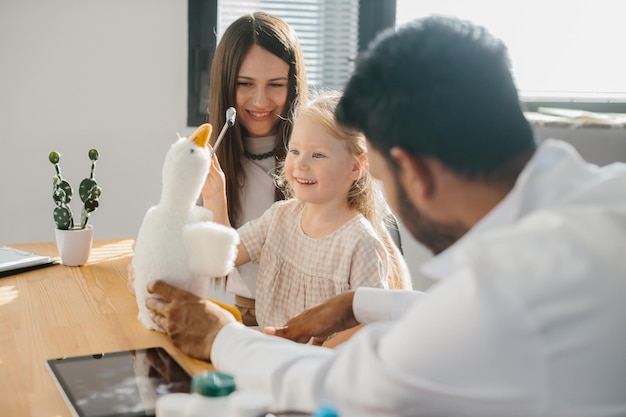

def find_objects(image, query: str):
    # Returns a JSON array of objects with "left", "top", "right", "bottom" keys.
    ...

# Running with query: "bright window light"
[{"left": 396, "top": 0, "right": 626, "bottom": 101}]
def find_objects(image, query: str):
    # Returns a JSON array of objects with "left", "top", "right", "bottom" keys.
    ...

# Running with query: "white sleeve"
[
  {"left": 212, "top": 272, "right": 543, "bottom": 416},
  {"left": 353, "top": 286, "right": 424, "bottom": 324},
  {"left": 212, "top": 322, "right": 334, "bottom": 411}
]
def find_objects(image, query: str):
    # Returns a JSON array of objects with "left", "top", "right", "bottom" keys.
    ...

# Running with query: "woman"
[{"left": 202, "top": 12, "right": 308, "bottom": 325}]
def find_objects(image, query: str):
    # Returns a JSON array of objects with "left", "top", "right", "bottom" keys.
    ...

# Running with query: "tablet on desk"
[{"left": 46, "top": 347, "right": 191, "bottom": 417}]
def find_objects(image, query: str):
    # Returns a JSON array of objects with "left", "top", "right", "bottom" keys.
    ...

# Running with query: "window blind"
[{"left": 217, "top": 0, "right": 359, "bottom": 90}]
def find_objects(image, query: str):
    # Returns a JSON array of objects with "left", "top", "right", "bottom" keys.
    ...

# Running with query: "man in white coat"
[{"left": 146, "top": 15, "right": 626, "bottom": 416}]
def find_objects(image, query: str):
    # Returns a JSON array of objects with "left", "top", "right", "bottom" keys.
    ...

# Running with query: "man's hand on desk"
[
  {"left": 146, "top": 280, "right": 235, "bottom": 361},
  {"left": 145, "top": 281, "right": 359, "bottom": 359},
  {"left": 264, "top": 291, "right": 359, "bottom": 346}
]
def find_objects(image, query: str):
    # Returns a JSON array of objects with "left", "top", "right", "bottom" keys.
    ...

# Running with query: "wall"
[
  {"left": 1, "top": 1, "right": 625, "bottom": 293},
  {"left": 534, "top": 125, "right": 626, "bottom": 166},
  {"left": 0, "top": 0, "right": 193, "bottom": 245}
]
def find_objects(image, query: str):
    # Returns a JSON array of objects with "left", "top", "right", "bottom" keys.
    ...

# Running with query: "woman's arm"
[
  {"left": 200, "top": 151, "right": 251, "bottom": 268},
  {"left": 202, "top": 151, "right": 230, "bottom": 227}
]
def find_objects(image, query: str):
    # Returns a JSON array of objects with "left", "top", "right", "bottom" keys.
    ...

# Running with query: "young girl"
[{"left": 207, "top": 91, "right": 412, "bottom": 329}]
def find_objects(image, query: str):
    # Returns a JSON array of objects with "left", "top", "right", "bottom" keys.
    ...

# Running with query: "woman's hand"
[
  {"left": 264, "top": 291, "right": 359, "bottom": 345},
  {"left": 201, "top": 149, "right": 230, "bottom": 226},
  {"left": 146, "top": 280, "right": 235, "bottom": 361}
]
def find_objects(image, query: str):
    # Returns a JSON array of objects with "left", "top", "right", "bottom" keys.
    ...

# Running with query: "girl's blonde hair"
[{"left": 277, "top": 90, "right": 412, "bottom": 290}]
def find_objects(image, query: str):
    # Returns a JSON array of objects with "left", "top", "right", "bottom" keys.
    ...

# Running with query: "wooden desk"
[{"left": 0, "top": 239, "right": 214, "bottom": 417}]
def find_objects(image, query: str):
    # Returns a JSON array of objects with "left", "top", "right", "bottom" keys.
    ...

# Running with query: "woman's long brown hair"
[{"left": 208, "top": 12, "right": 308, "bottom": 226}]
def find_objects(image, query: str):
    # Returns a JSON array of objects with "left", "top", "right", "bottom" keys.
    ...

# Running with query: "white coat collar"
[{"left": 420, "top": 139, "right": 594, "bottom": 280}]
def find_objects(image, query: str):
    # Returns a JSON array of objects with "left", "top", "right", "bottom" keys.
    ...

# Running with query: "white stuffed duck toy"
[{"left": 132, "top": 123, "right": 239, "bottom": 332}]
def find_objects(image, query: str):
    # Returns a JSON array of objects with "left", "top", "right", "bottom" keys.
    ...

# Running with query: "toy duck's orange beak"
[{"left": 189, "top": 123, "right": 212, "bottom": 148}]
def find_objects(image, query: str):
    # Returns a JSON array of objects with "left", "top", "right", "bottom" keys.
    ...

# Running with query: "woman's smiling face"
[{"left": 235, "top": 44, "right": 290, "bottom": 138}]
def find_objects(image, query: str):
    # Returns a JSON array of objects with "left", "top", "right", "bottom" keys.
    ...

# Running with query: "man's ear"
[{"left": 389, "top": 147, "right": 434, "bottom": 202}]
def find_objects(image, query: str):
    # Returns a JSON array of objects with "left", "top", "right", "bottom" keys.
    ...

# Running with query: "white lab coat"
[{"left": 212, "top": 139, "right": 626, "bottom": 416}]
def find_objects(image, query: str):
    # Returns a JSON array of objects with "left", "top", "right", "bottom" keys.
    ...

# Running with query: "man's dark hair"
[{"left": 336, "top": 15, "right": 536, "bottom": 180}]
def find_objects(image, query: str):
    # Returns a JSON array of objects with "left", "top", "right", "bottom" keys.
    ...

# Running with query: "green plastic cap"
[{"left": 191, "top": 371, "right": 236, "bottom": 397}]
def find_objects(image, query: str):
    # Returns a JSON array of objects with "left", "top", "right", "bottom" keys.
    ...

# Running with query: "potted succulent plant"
[{"left": 49, "top": 149, "right": 102, "bottom": 266}]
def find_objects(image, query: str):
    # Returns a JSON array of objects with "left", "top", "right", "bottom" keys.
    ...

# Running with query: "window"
[
  {"left": 218, "top": 0, "right": 358, "bottom": 90},
  {"left": 187, "top": 0, "right": 395, "bottom": 126},
  {"left": 396, "top": 0, "right": 626, "bottom": 112}
]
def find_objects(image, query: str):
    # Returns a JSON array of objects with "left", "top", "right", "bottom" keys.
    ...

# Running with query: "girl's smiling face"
[
  {"left": 235, "top": 44, "right": 289, "bottom": 138},
  {"left": 285, "top": 114, "right": 363, "bottom": 206}
]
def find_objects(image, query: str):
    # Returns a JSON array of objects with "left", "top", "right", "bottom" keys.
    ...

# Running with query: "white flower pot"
[{"left": 55, "top": 225, "right": 93, "bottom": 266}]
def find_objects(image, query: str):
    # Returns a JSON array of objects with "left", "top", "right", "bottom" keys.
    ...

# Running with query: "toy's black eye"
[{"left": 190, "top": 149, "right": 195, "bottom": 154}]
